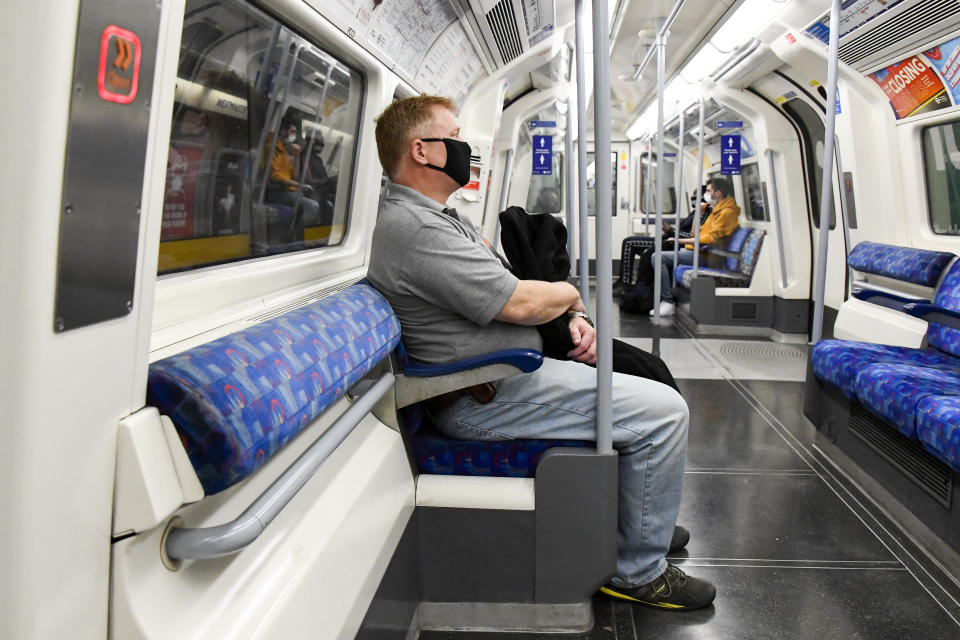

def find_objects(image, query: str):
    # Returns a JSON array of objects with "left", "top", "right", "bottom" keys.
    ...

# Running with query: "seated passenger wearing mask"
[
  {"left": 367, "top": 95, "right": 716, "bottom": 611},
  {"left": 264, "top": 115, "right": 321, "bottom": 232},
  {"left": 649, "top": 176, "right": 740, "bottom": 317}
]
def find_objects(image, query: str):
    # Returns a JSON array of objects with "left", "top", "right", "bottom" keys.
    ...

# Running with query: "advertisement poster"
[
  {"left": 869, "top": 55, "right": 950, "bottom": 120},
  {"left": 923, "top": 36, "right": 960, "bottom": 105},
  {"left": 162, "top": 143, "right": 203, "bottom": 241}
]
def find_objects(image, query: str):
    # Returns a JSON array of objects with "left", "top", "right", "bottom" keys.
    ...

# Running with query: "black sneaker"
[
  {"left": 599, "top": 565, "right": 716, "bottom": 610},
  {"left": 669, "top": 525, "right": 690, "bottom": 554}
]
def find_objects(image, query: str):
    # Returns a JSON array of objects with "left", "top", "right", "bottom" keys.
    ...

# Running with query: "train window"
[
  {"left": 639, "top": 152, "right": 677, "bottom": 215},
  {"left": 526, "top": 152, "right": 563, "bottom": 213},
  {"left": 781, "top": 98, "right": 835, "bottom": 230},
  {"left": 587, "top": 152, "right": 618, "bottom": 217},
  {"left": 921, "top": 120, "right": 960, "bottom": 235},
  {"left": 158, "top": 0, "right": 363, "bottom": 275},
  {"left": 741, "top": 163, "right": 767, "bottom": 221}
]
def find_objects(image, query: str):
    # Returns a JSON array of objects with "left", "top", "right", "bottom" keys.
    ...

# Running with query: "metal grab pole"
[
  {"left": 575, "top": 0, "right": 590, "bottom": 306},
  {"left": 291, "top": 61, "right": 334, "bottom": 237},
  {"left": 652, "top": 19, "right": 667, "bottom": 321},
  {"left": 592, "top": 0, "right": 613, "bottom": 455},
  {"left": 834, "top": 134, "right": 853, "bottom": 299},
  {"left": 766, "top": 149, "right": 788, "bottom": 289},
  {"left": 692, "top": 97, "right": 705, "bottom": 276},
  {"left": 811, "top": 0, "right": 840, "bottom": 344},
  {"left": 672, "top": 104, "right": 683, "bottom": 285},
  {"left": 645, "top": 136, "right": 654, "bottom": 236},
  {"left": 565, "top": 96, "right": 576, "bottom": 272},
  {"left": 494, "top": 149, "right": 514, "bottom": 251}
]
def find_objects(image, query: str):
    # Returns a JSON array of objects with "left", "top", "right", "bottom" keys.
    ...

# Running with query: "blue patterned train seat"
[
  {"left": 812, "top": 257, "right": 960, "bottom": 400},
  {"left": 397, "top": 351, "right": 590, "bottom": 478},
  {"left": 147, "top": 284, "right": 401, "bottom": 494},
  {"left": 847, "top": 242, "right": 954, "bottom": 287},
  {"left": 853, "top": 363, "right": 960, "bottom": 439},
  {"left": 916, "top": 396, "right": 960, "bottom": 472},
  {"left": 674, "top": 228, "right": 765, "bottom": 290}
]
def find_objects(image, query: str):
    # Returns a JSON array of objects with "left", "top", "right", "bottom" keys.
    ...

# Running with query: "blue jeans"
[
  {"left": 657, "top": 249, "right": 695, "bottom": 302},
  {"left": 429, "top": 357, "right": 689, "bottom": 588}
]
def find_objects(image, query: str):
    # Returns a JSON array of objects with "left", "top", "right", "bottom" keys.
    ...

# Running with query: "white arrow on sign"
[
  {"left": 540, "top": 138, "right": 546, "bottom": 148},
  {"left": 540, "top": 155, "right": 545, "bottom": 164},
  {"left": 728, "top": 138, "right": 735, "bottom": 148},
  {"left": 728, "top": 155, "right": 734, "bottom": 164}
]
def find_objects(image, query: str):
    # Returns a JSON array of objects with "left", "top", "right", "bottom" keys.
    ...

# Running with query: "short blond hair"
[{"left": 375, "top": 95, "right": 456, "bottom": 178}]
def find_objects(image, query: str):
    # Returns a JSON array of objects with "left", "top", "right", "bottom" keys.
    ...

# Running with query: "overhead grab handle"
[{"left": 164, "top": 372, "right": 395, "bottom": 562}]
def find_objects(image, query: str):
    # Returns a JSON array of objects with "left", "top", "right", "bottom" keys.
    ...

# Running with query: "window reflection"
[
  {"left": 159, "top": 0, "right": 363, "bottom": 274},
  {"left": 922, "top": 121, "right": 960, "bottom": 235}
]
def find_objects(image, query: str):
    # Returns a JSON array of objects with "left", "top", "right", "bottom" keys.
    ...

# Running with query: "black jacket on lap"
[{"left": 498, "top": 206, "right": 679, "bottom": 392}]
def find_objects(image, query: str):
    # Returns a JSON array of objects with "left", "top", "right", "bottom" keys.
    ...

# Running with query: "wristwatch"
[{"left": 566, "top": 310, "right": 594, "bottom": 328}]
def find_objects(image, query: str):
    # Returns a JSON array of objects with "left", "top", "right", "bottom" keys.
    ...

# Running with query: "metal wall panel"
[{"left": 54, "top": 0, "right": 162, "bottom": 332}]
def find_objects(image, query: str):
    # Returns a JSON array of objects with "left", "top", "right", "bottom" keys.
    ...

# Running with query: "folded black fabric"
[{"left": 498, "top": 207, "right": 679, "bottom": 392}]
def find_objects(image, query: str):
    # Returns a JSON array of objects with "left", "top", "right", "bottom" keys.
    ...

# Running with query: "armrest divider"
[{"left": 902, "top": 303, "right": 960, "bottom": 330}]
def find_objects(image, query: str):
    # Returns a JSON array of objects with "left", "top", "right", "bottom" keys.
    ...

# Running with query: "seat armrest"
[
  {"left": 853, "top": 288, "right": 930, "bottom": 308},
  {"left": 394, "top": 349, "right": 543, "bottom": 409},
  {"left": 902, "top": 303, "right": 960, "bottom": 330}
]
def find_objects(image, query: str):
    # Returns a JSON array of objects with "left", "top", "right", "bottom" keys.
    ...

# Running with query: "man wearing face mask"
[
  {"left": 367, "top": 95, "right": 716, "bottom": 611},
  {"left": 264, "top": 114, "right": 320, "bottom": 235},
  {"left": 647, "top": 176, "right": 740, "bottom": 317}
]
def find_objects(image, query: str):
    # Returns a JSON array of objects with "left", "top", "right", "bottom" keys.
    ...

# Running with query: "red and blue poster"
[
  {"left": 869, "top": 55, "right": 950, "bottom": 120},
  {"left": 923, "top": 36, "right": 960, "bottom": 105}
]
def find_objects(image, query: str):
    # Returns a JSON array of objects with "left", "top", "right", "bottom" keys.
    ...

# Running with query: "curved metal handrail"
[{"left": 165, "top": 372, "right": 395, "bottom": 561}]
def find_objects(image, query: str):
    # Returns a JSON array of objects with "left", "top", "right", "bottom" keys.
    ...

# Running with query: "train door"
[
  {"left": 751, "top": 69, "right": 849, "bottom": 333},
  {"left": 581, "top": 141, "right": 630, "bottom": 272}
]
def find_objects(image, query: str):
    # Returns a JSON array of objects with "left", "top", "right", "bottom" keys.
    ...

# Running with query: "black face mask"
[{"left": 421, "top": 137, "right": 472, "bottom": 187}]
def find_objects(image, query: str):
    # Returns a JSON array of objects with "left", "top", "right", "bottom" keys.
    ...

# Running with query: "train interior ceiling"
[{"left": 6, "top": 0, "right": 960, "bottom": 637}]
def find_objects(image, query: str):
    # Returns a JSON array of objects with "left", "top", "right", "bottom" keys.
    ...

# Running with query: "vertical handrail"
[
  {"left": 652, "top": 19, "right": 667, "bottom": 321},
  {"left": 644, "top": 137, "right": 654, "bottom": 236},
  {"left": 834, "top": 134, "right": 853, "bottom": 299},
  {"left": 254, "top": 25, "right": 281, "bottom": 92},
  {"left": 291, "top": 60, "right": 334, "bottom": 235},
  {"left": 252, "top": 32, "right": 292, "bottom": 204},
  {"left": 766, "top": 149, "right": 789, "bottom": 290},
  {"left": 692, "top": 97, "right": 705, "bottom": 276},
  {"left": 811, "top": 0, "right": 840, "bottom": 344},
  {"left": 494, "top": 148, "right": 515, "bottom": 251},
  {"left": 591, "top": 0, "right": 613, "bottom": 455},
  {"left": 673, "top": 104, "right": 683, "bottom": 285},
  {"left": 565, "top": 96, "right": 576, "bottom": 270},
  {"left": 575, "top": 0, "right": 590, "bottom": 307},
  {"left": 258, "top": 43, "right": 304, "bottom": 206}
]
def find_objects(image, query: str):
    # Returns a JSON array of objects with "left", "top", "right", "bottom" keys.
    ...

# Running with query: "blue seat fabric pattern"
[
  {"left": 148, "top": 284, "right": 401, "bottom": 494},
  {"left": 411, "top": 422, "right": 588, "bottom": 477},
  {"left": 673, "top": 228, "right": 764, "bottom": 290},
  {"left": 722, "top": 226, "right": 752, "bottom": 271},
  {"left": 847, "top": 242, "right": 953, "bottom": 288},
  {"left": 853, "top": 363, "right": 960, "bottom": 438},
  {"left": 926, "top": 259, "right": 960, "bottom": 358},
  {"left": 916, "top": 396, "right": 960, "bottom": 472},
  {"left": 811, "top": 340, "right": 960, "bottom": 400}
]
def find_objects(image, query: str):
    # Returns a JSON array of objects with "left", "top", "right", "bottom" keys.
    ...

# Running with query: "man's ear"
[{"left": 410, "top": 138, "right": 429, "bottom": 166}]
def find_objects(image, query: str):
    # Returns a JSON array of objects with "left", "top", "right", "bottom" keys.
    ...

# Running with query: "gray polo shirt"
[{"left": 368, "top": 183, "right": 542, "bottom": 363}]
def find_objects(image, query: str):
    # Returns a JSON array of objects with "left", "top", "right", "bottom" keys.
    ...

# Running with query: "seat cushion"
[
  {"left": 411, "top": 424, "right": 588, "bottom": 477},
  {"left": 811, "top": 339, "right": 960, "bottom": 399},
  {"left": 847, "top": 242, "right": 953, "bottom": 287},
  {"left": 916, "top": 396, "right": 960, "bottom": 472},
  {"left": 723, "top": 226, "right": 752, "bottom": 271},
  {"left": 928, "top": 259, "right": 960, "bottom": 358},
  {"left": 148, "top": 283, "right": 401, "bottom": 494},
  {"left": 853, "top": 363, "right": 960, "bottom": 438},
  {"left": 738, "top": 230, "right": 765, "bottom": 277},
  {"left": 675, "top": 265, "right": 749, "bottom": 289}
]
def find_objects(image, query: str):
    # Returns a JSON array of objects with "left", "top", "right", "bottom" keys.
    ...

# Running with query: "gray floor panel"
[{"left": 676, "top": 473, "right": 896, "bottom": 563}]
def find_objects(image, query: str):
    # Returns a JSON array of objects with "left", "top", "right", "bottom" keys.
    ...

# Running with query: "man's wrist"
[{"left": 566, "top": 310, "right": 594, "bottom": 328}]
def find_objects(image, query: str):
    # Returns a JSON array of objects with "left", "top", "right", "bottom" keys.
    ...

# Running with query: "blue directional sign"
[
  {"left": 721, "top": 134, "right": 741, "bottom": 175},
  {"left": 528, "top": 120, "right": 557, "bottom": 129},
  {"left": 716, "top": 121, "right": 743, "bottom": 129},
  {"left": 532, "top": 135, "right": 553, "bottom": 175}
]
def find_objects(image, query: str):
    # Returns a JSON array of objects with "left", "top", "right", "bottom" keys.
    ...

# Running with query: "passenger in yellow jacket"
[{"left": 653, "top": 176, "right": 740, "bottom": 316}]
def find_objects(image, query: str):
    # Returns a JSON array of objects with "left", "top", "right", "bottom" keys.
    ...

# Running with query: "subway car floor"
[{"left": 421, "top": 295, "right": 960, "bottom": 640}]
